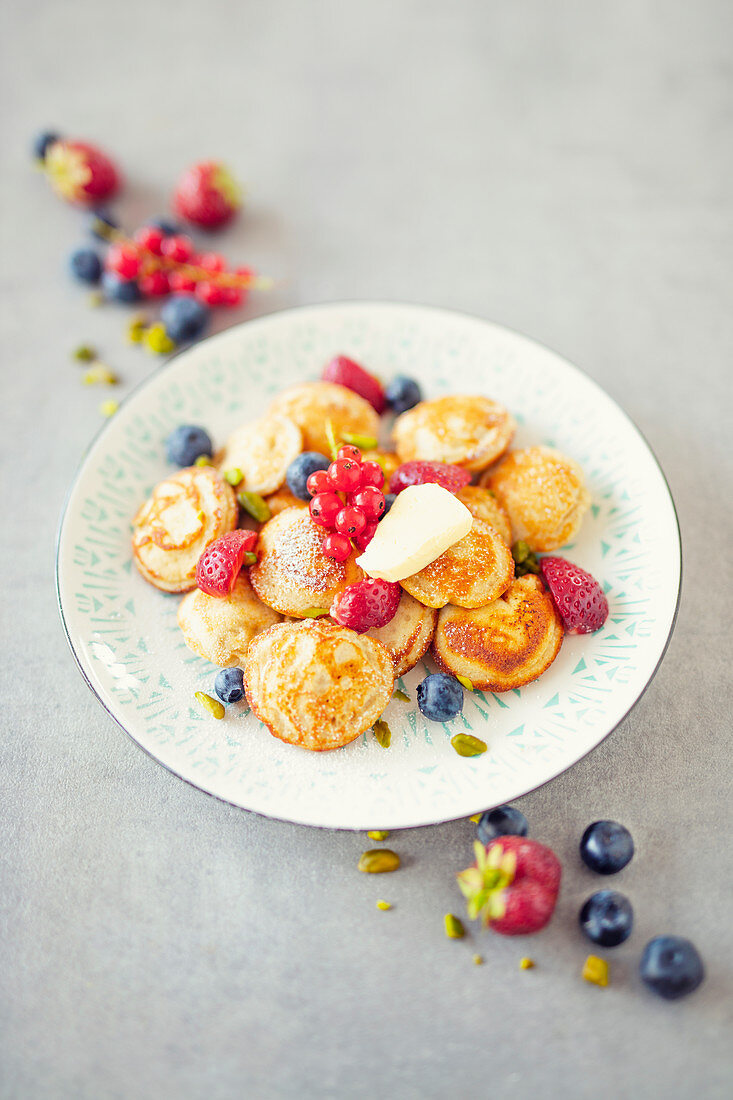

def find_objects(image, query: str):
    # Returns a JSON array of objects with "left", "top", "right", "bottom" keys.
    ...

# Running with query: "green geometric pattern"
[{"left": 57, "top": 303, "right": 681, "bottom": 829}]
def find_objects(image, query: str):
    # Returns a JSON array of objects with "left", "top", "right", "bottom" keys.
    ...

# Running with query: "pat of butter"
[{"left": 356, "top": 483, "right": 473, "bottom": 582}]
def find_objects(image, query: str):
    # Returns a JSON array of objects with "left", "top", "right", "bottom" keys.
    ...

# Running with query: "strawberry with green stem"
[{"left": 457, "top": 835, "right": 561, "bottom": 935}]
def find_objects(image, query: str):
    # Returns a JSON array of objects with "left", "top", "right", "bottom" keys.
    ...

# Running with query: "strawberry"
[
  {"left": 457, "top": 836, "right": 561, "bottom": 935},
  {"left": 539, "top": 556, "right": 609, "bottom": 634},
  {"left": 330, "top": 578, "right": 401, "bottom": 633},
  {"left": 44, "top": 140, "right": 120, "bottom": 205},
  {"left": 173, "top": 161, "right": 242, "bottom": 229},
  {"left": 322, "top": 355, "right": 386, "bottom": 414},
  {"left": 195, "top": 530, "right": 257, "bottom": 597},
  {"left": 389, "top": 460, "right": 472, "bottom": 496}
]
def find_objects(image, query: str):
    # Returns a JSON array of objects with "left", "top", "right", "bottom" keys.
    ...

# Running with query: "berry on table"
[
  {"left": 350, "top": 486, "right": 386, "bottom": 521},
  {"left": 68, "top": 247, "right": 102, "bottom": 284},
  {"left": 286, "top": 452, "right": 330, "bottom": 500},
  {"left": 173, "top": 161, "right": 242, "bottom": 229},
  {"left": 385, "top": 375, "right": 422, "bottom": 415},
  {"left": 168, "top": 271, "right": 198, "bottom": 293},
  {"left": 579, "top": 890, "right": 634, "bottom": 947},
  {"left": 139, "top": 269, "right": 170, "bottom": 298},
  {"left": 328, "top": 458, "right": 362, "bottom": 493},
  {"left": 390, "top": 460, "right": 472, "bottom": 495},
  {"left": 196, "top": 529, "right": 258, "bottom": 597},
  {"left": 160, "top": 295, "right": 210, "bottom": 344},
  {"left": 44, "top": 139, "right": 120, "bottom": 205},
  {"left": 309, "top": 492, "right": 342, "bottom": 528},
  {"left": 195, "top": 281, "right": 228, "bottom": 306},
  {"left": 580, "top": 820, "right": 634, "bottom": 874},
  {"left": 330, "top": 578, "right": 401, "bottom": 632},
  {"left": 219, "top": 286, "right": 243, "bottom": 307},
  {"left": 416, "top": 673, "right": 464, "bottom": 722},
  {"left": 197, "top": 252, "right": 227, "bottom": 273},
  {"left": 161, "top": 234, "right": 195, "bottom": 263},
  {"left": 457, "top": 835, "right": 562, "bottom": 935},
  {"left": 214, "top": 667, "right": 246, "bottom": 704},
  {"left": 166, "top": 424, "right": 213, "bottom": 467},
  {"left": 101, "top": 272, "right": 141, "bottom": 303},
  {"left": 640, "top": 936, "right": 704, "bottom": 1000},
  {"left": 322, "top": 354, "right": 386, "bottom": 413},
  {"left": 477, "top": 805, "right": 529, "bottom": 845},
  {"left": 32, "top": 130, "right": 61, "bottom": 162},
  {"left": 134, "top": 225, "right": 165, "bottom": 255},
  {"left": 322, "top": 533, "right": 352, "bottom": 562},
  {"left": 106, "top": 242, "right": 141, "bottom": 280},
  {"left": 335, "top": 506, "right": 367, "bottom": 538},
  {"left": 539, "top": 557, "right": 609, "bottom": 634}
]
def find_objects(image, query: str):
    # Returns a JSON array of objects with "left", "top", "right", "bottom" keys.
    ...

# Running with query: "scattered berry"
[
  {"left": 166, "top": 424, "right": 213, "bottom": 467},
  {"left": 540, "top": 557, "right": 609, "bottom": 634},
  {"left": 477, "top": 805, "right": 529, "bottom": 845},
  {"left": 580, "top": 821, "right": 634, "bottom": 875},
  {"left": 321, "top": 532, "right": 352, "bottom": 562},
  {"left": 195, "top": 529, "right": 258, "bottom": 597},
  {"left": 168, "top": 270, "right": 198, "bottom": 293},
  {"left": 161, "top": 234, "right": 195, "bottom": 263},
  {"left": 33, "top": 130, "right": 61, "bottom": 162},
  {"left": 214, "top": 667, "right": 246, "bottom": 704},
  {"left": 219, "top": 286, "right": 243, "bottom": 308},
  {"left": 44, "top": 139, "right": 120, "bottom": 205},
  {"left": 195, "top": 280, "right": 228, "bottom": 306},
  {"left": 640, "top": 936, "right": 704, "bottom": 1000},
  {"left": 359, "top": 461, "right": 386, "bottom": 489},
  {"left": 335, "top": 506, "right": 367, "bottom": 538},
  {"left": 134, "top": 225, "right": 165, "bottom": 255},
  {"left": 579, "top": 891, "right": 633, "bottom": 947},
  {"left": 350, "top": 486, "right": 386, "bottom": 521},
  {"left": 390, "top": 460, "right": 472, "bottom": 495},
  {"left": 354, "top": 522, "right": 378, "bottom": 551},
  {"left": 197, "top": 252, "right": 227, "bottom": 273},
  {"left": 68, "top": 247, "right": 102, "bottom": 284},
  {"left": 309, "top": 492, "right": 342, "bottom": 528},
  {"left": 330, "top": 578, "right": 401, "bottom": 632},
  {"left": 101, "top": 272, "right": 141, "bottom": 303},
  {"left": 328, "top": 458, "right": 362, "bottom": 493},
  {"left": 322, "top": 355, "right": 386, "bottom": 413},
  {"left": 385, "top": 375, "right": 422, "bottom": 415},
  {"left": 173, "top": 161, "right": 242, "bottom": 229},
  {"left": 139, "top": 269, "right": 170, "bottom": 298},
  {"left": 416, "top": 673, "right": 464, "bottom": 722},
  {"left": 286, "top": 452, "right": 331, "bottom": 500},
  {"left": 160, "top": 295, "right": 210, "bottom": 344},
  {"left": 106, "top": 242, "right": 141, "bottom": 280},
  {"left": 457, "top": 836, "right": 562, "bottom": 935}
]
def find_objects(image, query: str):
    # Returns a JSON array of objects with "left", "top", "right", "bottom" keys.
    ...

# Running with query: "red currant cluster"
[
  {"left": 307, "top": 445, "right": 387, "bottom": 561},
  {"left": 105, "top": 226, "right": 256, "bottom": 305}
]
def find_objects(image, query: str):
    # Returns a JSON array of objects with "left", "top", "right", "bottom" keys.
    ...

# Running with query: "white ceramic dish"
[{"left": 56, "top": 302, "right": 681, "bottom": 830}]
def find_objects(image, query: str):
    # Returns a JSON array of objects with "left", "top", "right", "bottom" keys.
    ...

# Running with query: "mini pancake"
[
  {"left": 177, "top": 574, "right": 281, "bottom": 667},
  {"left": 244, "top": 618, "right": 395, "bottom": 751},
  {"left": 268, "top": 381, "right": 380, "bottom": 457},
  {"left": 265, "top": 487, "right": 307, "bottom": 516},
  {"left": 393, "top": 395, "right": 516, "bottom": 471},
  {"left": 249, "top": 507, "right": 364, "bottom": 617},
  {"left": 400, "top": 516, "right": 514, "bottom": 609},
  {"left": 482, "top": 446, "right": 590, "bottom": 552},
  {"left": 431, "top": 575, "right": 564, "bottom": 692},
  {"left": 217, "top": 413, "right": 302, "bottom": 496},
  {"left": 132, "top": 467, "right": 237, "bottom": 593},
  {"left": 367, "top": 590, "right": 438, "bottom": 676},
  {"left": 455, "top": 486, "right": 512, "bottom": 547}
]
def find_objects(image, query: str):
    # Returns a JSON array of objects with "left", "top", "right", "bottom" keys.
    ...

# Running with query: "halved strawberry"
[
  {"left": 196, "top": 530, "right": 257, "bottom": 597},
  {"left": 322, "top": 355, "right": 386, "bottom": 414},
  {"left": 390, "top": 460, "right": 472, "bottom": 495},
  {"left": 539, "top": 556, "right": 609, "bottom": 634},
  {"left": 330, "top": 578, "right": 401, "bottom": 632}
]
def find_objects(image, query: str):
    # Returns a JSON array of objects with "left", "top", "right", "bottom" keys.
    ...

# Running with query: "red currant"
[
  {"left": 169, "top": 270, "right": 197, "bottom": 293},
  {"left": 328, "top": 459, "right": 362, "bottom": 492},
  {"left": 335, "top": 506, "right": 367, "bottom": 538},
  {"left": 354, "top": 522, "right": 378, "bottom": 551},
  {"left": 359, "top": 461, "right": 385, "bottom": 489},
  {"left": 161, "top": 235, "right": 195, "bottom": 263},
  {"left": 106, "top": 243, "right": 141, "bottom": 279},
  {"left": 309, "top": 492, "right": 341, "bottom": 528},
  {"left": 306, "top": 469, "right": 331, "bottom": 496},
  {"left": 234, "top": 265, "right": 255, "bottom": 283},
  {"left": 219, "top": 286, "right": 243, "bottom": 307},
  {"left": 139, "top": 269, "right": 170, "bottom": 297},
  {"left": 196, "top": 281, "right": 228, "bottom": 306},
  {"left": 337, "top": 444, "right": 362, "bottom": 463},
  {"left": 322, "top": 533, "right": 352, "bottom": 562},
  {"left": 134, "top": 226, "right": 165, "bottom": 255},
  {"left": 198, "top": 252, "right": 227, "bottom": 273},
  {"left": 351, "top": 486, "right": 386, "bottom": 522}
]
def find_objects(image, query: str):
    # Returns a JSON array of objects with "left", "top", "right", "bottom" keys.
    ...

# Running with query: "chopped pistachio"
[
  {"left": 373, "top": 719, "right": 391, "bottom": 748},
  {"left": 99, "top": 399, "right": 119, "bottom": 418},
  {"left": 367, "top": 830, "right": 389, "bottom": 842},
  {"left": 469, "top": 813, "right": 482, "bottom": 824},
  {"left": 358, "top": 849, "right": 400, "bottom": 873},
  {"left": 224, "top": 467, "right": 243, "bottom": 486},
  {"left": 473, "top": 954, "right": 484, "bottom": 966},
  {"left": 444, "top": 914, "right": 466, "bottom": 939},
  {"left": 87, "top": 290, "right": 105, "bottom": 307},
  {"left": 194, "top": 692, "right": 225, "bottom": 720},
  {"left": 127, "top": 316, "right": 147, "bottom": 343},
  {"left": 73, "top": 344, "right": 97, "bottom": 362},
  {"left": 243, "top": 551, "right": 257, "bottom": 566},
  {"left": 519, "top": 957, "right": 535, "bottom": 970},
  {"left": 512, "top": 540, "right": 531, "bottom": 564},
  {"left": 300, "top": 607, "right": 330, "bottom": 618},
  {"left": 82, "top": 365, "right": 118, "bottom": 386},
  {"left": 376, "top": 900, "right": 392, "bottom": 911},
  {"left": 582, "top": 955, "right": 608, "bottom": 987},
  {"left": 324, "top": 418, "right": 339, "bottom": 460},
  {"left": 194, "top": 454, "right": 213, "bottom": 467},
  {"left": 456, "top": 674, "right": 474, "bottom": 691},
  {"left": 144, "top": 322, "right": 176, "bottom": 354},
  {"left": 341, "top": 432, "right": 378, "bottom": 450},
  {"left": 392, "top": 689, "right": 410, "bottom": 702},
  {"left": 238, "top": 491, "right": 271, "bottom": 523},
  {"left": 451, "top": 733, "right": 488, "bottom": 757}
]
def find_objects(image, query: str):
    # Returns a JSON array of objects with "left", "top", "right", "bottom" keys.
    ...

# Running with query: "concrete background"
[{"left": 1, "top": 1, "right": 732, "bottom": 1097}]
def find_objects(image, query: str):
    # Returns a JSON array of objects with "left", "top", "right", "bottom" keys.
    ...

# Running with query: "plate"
[{"left": 56, "top": 302, "right": 681, "bottom": 830}]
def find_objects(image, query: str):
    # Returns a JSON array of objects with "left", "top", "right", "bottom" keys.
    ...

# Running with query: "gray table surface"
[{"left": 2, "top": 2, "right": 732, "bottom": 1097}]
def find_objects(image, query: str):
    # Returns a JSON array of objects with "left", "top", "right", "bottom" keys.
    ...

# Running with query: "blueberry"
[
  {"left": 579, "top": 890, "right": 633, "bottom": 947},
  {"left": 640, "top": 936, "right": 704, "bottom": 1000},
  {"left": 101, "top": 271, "right": 141, "bottom": 303},
  {"left": 580, "top": 820, "right": 634, "bottom": 874},
  {"left": 382, "top": 492, "right": 397, "bottom": 515},
  {"left": 32, "top": 130, "right": 60, "bottom": 161},
  {"left": 214, "top": 667, "right": 245, "bottom": 704},
  {"left": 285, "top": 452, "right": 330, "bottom": 500},
  {"left": 166, "top": 424, "right": 213, "bottom": 466},
  {"left": 68, "top": 247, "right": 102, "bottom": 285},
  {"left": 416, "top": 673, "right": 463, "bottom": 722},
  {"left": 89, "top": 210, "right": 119, "bottom": 240},
  {"left": 477, "top": 805, "right": 528, "bottom": 845},
  {"left": 385, "top": 375, "right": 422, "bottom": 415},
  {"left": 161, "top": 294, "right": 210, "bottom": 344},
  {"left": 148, "top": 216, "right": 181, "bottom": 236}
]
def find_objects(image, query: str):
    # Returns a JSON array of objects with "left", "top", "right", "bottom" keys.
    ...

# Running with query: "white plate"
[{"left": 56, "top": 302, "right": 681, "bottom": 830}]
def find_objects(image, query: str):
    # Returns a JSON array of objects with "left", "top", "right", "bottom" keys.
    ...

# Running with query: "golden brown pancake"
[
  {"left": 393, "top": 395, "right": 515, "bottom": 471},
  {"left": 244, "top": 618, "right": 395, "bottom": 751},
  {"left": 366, "top": 590, "right": 438, "bottom": 676},
  {"left": 131, "top": 467, "right": 237, "bottom": 593},
  {"left": 249, "top": 507, "right": 364, "bottom": 617},
  {"left": 455, "top": 486, "right": 512, "bottom": 547},
  {"left": 217, "top": 413, "right": 302, "bottom": 496},
  {"left": 431, "top": 575, "right": 564, "bottom": 691},
  {"left": 268, "top": 381, "right": 380, "bottom": 457},
  {"left": 400, "top": 517, "right": 514, "bottom": 609},
  {"left": 177, "top": 574, "right": 281, "bottom": 666},
  {"left": 481, "top": 446, "right": 590, "bottom": 552},
  {"left": 265, "top": 487, "right": 308, "bottom": 516}
]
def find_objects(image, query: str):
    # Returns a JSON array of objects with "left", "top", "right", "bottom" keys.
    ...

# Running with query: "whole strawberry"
[
  {"left": 196, "top": 530, "right": 257, "bottom": 597},
  {"left": 457, "top": 836, "right": 561, "bottom": 935},
  {"left": 330, "top": 578, "right": 401, "bottom": 632},
  {"left": 44, "top": 139, "right": 120, "bottom": 205},
  {"left": 322, "top": 355, "right": 386, "bottom": 414},
  {"left": 390, "top": 460, "right": 472, "bottom": 496},
  {"left": 173, "top": 161, "right": 242, "bottom": 229},
  {"left": 540, "top": 556, "right": 609, "bottom": 634}
]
